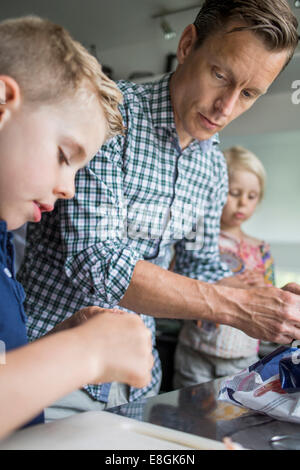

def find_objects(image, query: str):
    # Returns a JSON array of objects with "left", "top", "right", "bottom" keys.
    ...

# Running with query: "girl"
[
  {"left": 174, "top": 146, "right": 275, "bottom": 387},
  {"left": 213, "top": 146, "right": 275, "bottom": 366}
]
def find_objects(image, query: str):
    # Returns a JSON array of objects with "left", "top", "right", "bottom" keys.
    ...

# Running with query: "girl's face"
[
  {"left": 0, "top": 86, "right": 106, "bottom": 230},
  {"left": 221, "top": 169, "right": 261, "bottom": 229}
]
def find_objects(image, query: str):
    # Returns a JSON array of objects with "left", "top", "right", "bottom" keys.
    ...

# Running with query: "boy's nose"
[{"left": 54, "top": 176, "right": 75, "bottom": 200}]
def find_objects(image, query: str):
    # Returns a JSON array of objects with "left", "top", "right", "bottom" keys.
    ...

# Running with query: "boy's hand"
[
  {"left": 77, "top": 309, "right": 154, "bottom": 389},
  {"left": 46, "top": 306, "right": 110, "bottom": 335}
]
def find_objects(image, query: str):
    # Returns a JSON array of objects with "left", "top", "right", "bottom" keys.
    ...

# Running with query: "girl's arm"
[{"left": 0, "top": 308, "right": 153, "bottom": 440}]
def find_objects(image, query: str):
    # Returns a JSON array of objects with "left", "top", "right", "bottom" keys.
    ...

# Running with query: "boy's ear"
[
  {"left": 176, "top": 24, "right": 198, "bottom": 65},
  {"left": 0, "top": 76, "right": 21, "bottom": 130}
]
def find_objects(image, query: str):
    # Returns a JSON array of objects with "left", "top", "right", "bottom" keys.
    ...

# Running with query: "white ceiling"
[
  {"left": 0, "top": 0, "right": 299, "bottom": 93},
  {"left": 0, "top": 0, "right": 204, "bottom": 49},
  {"left": 0, "top": 0, "right": 298, "bottom": 47}
]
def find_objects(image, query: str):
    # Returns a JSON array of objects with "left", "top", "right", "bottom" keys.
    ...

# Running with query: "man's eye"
[
  {"left": 215, "top": 71, "right": 225, "bottom": 80},
  {"left": 242, "top": 90, "right": 253, "bottom": 99}
]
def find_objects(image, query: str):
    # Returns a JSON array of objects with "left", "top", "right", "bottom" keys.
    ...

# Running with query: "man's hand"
[
  {"left": 282, "top": 283, "right": 300, "bottom": 296},
  {"left": 220, "top": 284, "right": 300, "bottom": 344}
]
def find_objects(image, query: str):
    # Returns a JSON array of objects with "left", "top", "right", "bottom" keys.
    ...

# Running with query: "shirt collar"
[
  {"left": 0, "top": 220, "right": 8, "bottom": 237},
  {"left": 149, "top": 73, "right": 220, "bottom": 152},
  {"left": 0, "top": 220, "right": 14, "bottom": 268},
  {"left": 0, "top": 220, "right": 13, "bottom": 244},
  {"left": 150, "top": 73, "right": 176, "bottom": 131}
]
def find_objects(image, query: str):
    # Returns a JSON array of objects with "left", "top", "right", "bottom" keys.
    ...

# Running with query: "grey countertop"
[{"left": 108, "top": 378, "right": 300, "bottom": 450}]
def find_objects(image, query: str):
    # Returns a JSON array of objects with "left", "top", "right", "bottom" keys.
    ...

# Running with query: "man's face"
[{"left": 171, "top": 24, "right": 289, "bottom": 146}]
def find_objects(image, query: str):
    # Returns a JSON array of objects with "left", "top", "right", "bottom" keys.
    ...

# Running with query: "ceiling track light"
[
  {"left": 153, "top": 4, "right": 201, "bottom": 41},
  {"left": 160, "top": 18, "right": 176, "bottom": 40}
]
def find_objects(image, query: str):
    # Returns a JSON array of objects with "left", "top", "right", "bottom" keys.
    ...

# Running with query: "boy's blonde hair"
[
  {"left": 0, "top": 16, "right": 124, "bottom": 139},
  {"left": 223, "top": 146, "right": 266, "bottom": 201}
]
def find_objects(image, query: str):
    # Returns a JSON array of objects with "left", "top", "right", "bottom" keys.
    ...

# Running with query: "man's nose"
[{"left": 215, "top": 90, "right": 240, "bottom": 117}]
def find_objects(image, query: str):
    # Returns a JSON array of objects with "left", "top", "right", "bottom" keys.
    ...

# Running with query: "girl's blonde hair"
[
  {"left": 0, "top": 16, "right": 124, "bottom": 139},
  {"left": 223, "top": 146, "right": 266, "bottom": 201}
]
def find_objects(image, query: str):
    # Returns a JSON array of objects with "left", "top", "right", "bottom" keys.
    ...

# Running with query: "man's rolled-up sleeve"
[{"left": 58, "top": 134, "right": 143, "bottom": 307}]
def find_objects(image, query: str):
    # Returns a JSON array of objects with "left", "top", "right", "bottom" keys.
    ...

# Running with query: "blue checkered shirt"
[{"left": 18, "top": 73, "right": 231, "bottom": 403}]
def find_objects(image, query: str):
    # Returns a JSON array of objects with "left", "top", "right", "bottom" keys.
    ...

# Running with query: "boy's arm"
[{"left": 0, "top": 309, "right": 153, "bottom": 440}]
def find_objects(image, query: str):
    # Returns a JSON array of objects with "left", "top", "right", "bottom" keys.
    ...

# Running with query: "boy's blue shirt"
[{"left": 0, "top": 220, "right": 44, "bottom": 428}]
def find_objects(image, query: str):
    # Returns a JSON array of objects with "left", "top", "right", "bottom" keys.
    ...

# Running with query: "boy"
[{"left": 0, "top": 16, "right": 153, "bottom": 440}]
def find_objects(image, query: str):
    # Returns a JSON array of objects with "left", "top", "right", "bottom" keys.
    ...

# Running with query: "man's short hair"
[
  {"left": 0, "top": 16, "right": 124, "bottom": 139},
  {"left": 194, "top": 0, "right": 299, "bottom": 68}
]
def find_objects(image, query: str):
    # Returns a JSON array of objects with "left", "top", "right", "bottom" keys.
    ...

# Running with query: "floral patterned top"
[
  {"left": 195, "top": 231, "right": 275, "bottom": 358},
  {"left": 219, "top": 231, "right": 275, "bottom": 286}
]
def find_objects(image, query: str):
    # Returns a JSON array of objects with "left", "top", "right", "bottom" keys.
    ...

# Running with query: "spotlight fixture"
[
  {"left": 160, "top": 18, "right": 176, "bottom": 40},
  {"left": 153, "top": 4, "right": 201, "bottom": 41},
  {"left": 295, "top": 0, "right": 300, "bottom": 7}
]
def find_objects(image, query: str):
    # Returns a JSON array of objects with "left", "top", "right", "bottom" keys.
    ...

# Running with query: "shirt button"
[{"left": 4, "top": 267, "right": 12, "bottom": 278}]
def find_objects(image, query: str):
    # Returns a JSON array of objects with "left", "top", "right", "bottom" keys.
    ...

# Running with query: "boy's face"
[{"left": 0, "top": 86, "right": 106, "bottom": 230}]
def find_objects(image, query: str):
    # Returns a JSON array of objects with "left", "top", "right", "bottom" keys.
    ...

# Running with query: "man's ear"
[
  {"left": 176, "top": 24, "right": 198, "bottom": 65},
  {"left": 0, "top": 76, "right": 21, "bottom": 130}
]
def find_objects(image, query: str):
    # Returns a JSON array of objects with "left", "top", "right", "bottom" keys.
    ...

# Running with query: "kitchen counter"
[
  {"left": 108, "top": 378, "right": 300, "bottom": 450},
  {"left": 1, "top": 378, "right": 300, "bottom": 450}
]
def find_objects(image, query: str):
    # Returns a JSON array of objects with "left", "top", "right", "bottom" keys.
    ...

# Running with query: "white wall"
[
  {"left": 219, "top": 91, "right": 300, "bottom": 279},
  {"left": 96, "top": 8, "right": 200, "bottom": 80}
]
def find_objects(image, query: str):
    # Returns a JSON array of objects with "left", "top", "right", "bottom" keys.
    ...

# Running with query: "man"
[{"left": 18, "top": 0, "right": 300, "bottom": 418}]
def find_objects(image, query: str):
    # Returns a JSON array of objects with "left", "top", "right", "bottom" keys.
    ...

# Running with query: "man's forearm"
[
  {"left": 119, "top": 260, "right": 300, "bottom": 344},
  {"left": 119, "top": 260, "right": 241, "bottom": 324}
]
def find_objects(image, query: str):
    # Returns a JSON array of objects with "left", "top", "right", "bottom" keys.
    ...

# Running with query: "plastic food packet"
[
  {"left": 218, "top": 345, "right": 300, "bottom": 423},
  {"left": 280, "top": 354, "right": 300, "bottom": 393}
]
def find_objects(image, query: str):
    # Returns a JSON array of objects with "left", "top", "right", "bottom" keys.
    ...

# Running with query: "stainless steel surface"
[
  {"left": 107, "top": 379, "right": 300, "bottom": 450},
  {"left": 270, "top": 434, "right": 300, "bottom": 450}
]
